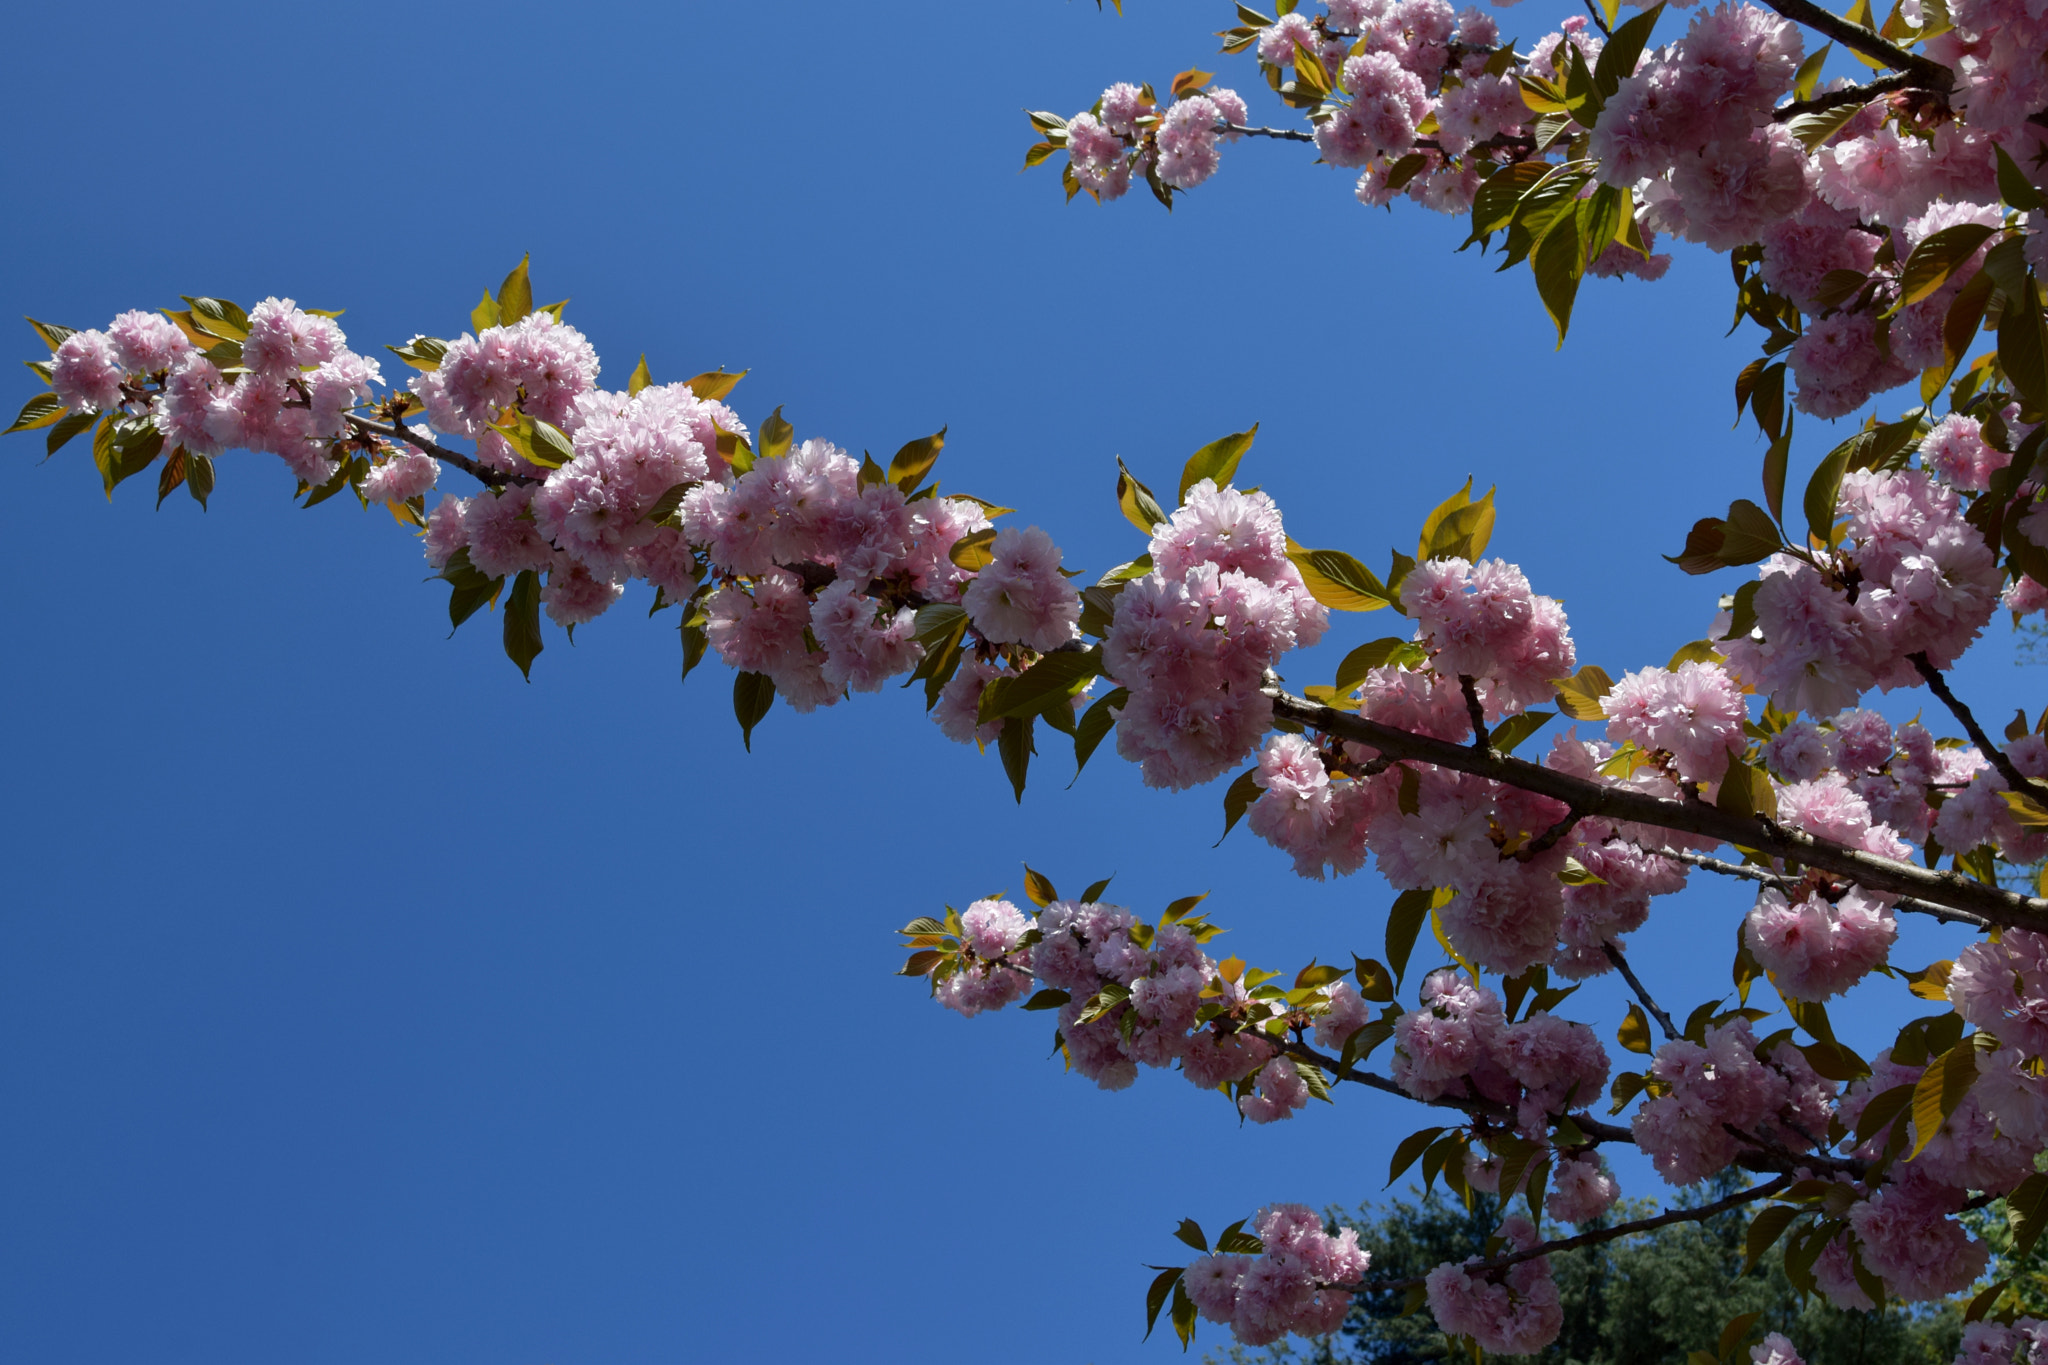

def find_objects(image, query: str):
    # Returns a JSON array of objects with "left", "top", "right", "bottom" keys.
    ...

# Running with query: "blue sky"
[{"left": 0, "top": 3, "right": 2028, "bottom": 1362}]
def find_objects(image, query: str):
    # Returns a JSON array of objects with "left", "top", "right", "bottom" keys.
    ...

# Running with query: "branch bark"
[
  {"left": 1912, "top": 653, "right": 2042, "bottom": 801},
  {"left": 1753, "top": 0, "right": 1953, "bottom": 92},
  {"left": 1354, "top": 1174, "right": 1794, "bottom": 1293},
  {"left": 1603, "top": 944, "right": 1680, "bottom": 1043},
  {"left": 347, "top": 415, "right": 529, "bottom": 489},
  {"left": 1265, "top": 687, "right": 2048, "bottom": 931}
]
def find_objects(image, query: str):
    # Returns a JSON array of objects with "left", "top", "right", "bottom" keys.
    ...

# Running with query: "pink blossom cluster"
[
  {"left": 1061, "top": 81, "right": 1249, "bottom": 200},
  {"left": 933, "top": 898, "right": 1036, "bottom": 1017},
  {"left": 1600, "top": 660, "right": 1748, "bottom": 784},
  {"left": 412, "top": 312, "right": 600, "bottom": 475},
  {"left": 1954, "top": 1319, "right": 2048, "bottom": 1365},
  {"left": 1183, "top": 1204, "right": 1369, "bottom": 1346},
  {"left": 1629, "top": 1018, "right": 1835, "bottom": 1185},
  {"left": 1390, "top": 970, "right": 1613, "bottom": 1149},
  {"left": 1400, "top": 556, "right": 1576, "bottom": 716},
  {"left": 1104, "top": 480, "right": 1327, "bottom": 789},
  {"left": 1724, "top": 470, "right": 2003, "bottom": 715},
  {"left": 1842, "top": 1050, "right": 2035, "bottom": 1195},
  {"left": 1744, "top": 885, "right": 1896, "bottom": 1000},
  {"left": 48, "top": 299, "right": 392, "bottom": 491},
  {"left": 1424, "top": 1213, "right": 1563, "bottom": 1355}
]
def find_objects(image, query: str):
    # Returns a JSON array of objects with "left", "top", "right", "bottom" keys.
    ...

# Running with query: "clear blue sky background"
[{"left": 0, "top": 3, "right": 2029, "bottom": 1362}]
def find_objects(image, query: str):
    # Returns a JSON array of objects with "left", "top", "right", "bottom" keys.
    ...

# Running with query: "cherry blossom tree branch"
[
  {"left": 1772, "top": 72, "right": 1918, "bottom": 120},
  {"left": 1755, "top": 0, "right": 1954, "bottom": 91},
  {"left": 1264, "top": 687, "right": 2048, "bottom": 931},
  {"left": 1911, "top": 653, "right": 2042, "bottom": 799},
  {"left": 1639, "top": 844, "right": 1994, "bottom": 929},
  {"left": 1602, "top": 944, "right": 1680, "bottom": 1043},
  {"left": 346, "top": 414, "right": 525, "bottom": 489},
  {"left": 1219, "top": 122, "right": 1315, "bottom": 143},
  {"left": 1355, "top": 1174, "right": 1794, "bottom": 1293}
]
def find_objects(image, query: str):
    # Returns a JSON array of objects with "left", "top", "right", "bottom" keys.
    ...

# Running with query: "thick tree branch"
[
  {"left": 1602, "top": 944, "right": 1679, "bottom": 1043},
  {"left": 1912, "top": 653, "right": 2042, "bottom": 800},
  {"left": 1355, "top": 1175, "right": 1794, "bottom": 1293},
  {"left": 1265, "top": 687, "right": 2048, "bottom": 931},
  {"left": 347, "top": 415, "right": 528, "bottom": 489},
  {"left": 1753, "top": 0, "right": 1953, "bottom": 92}
]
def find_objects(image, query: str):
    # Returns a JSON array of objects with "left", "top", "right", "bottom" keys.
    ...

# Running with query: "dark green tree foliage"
[{"left": 1212, "top": 1177, "right": 1962, "bottom": 1365}]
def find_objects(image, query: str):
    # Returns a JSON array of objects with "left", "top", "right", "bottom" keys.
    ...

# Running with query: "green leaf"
[
  {"left": 1143, "top": 1266, "right": 1183, "bottom": 1343},
  {"left": 470, "top": 292, "right": 500, "bottom": 333},
  {"left": 1998, "top": 276, "right": 2048, "bottom": 412},
  {"left": 887, "top": 427, "right": 946, "bottom": 493},
  {"left": 1490, "top": 710, "right": 1554, "bottom": 755},
  {"left": 1718, "top": 1311, "right": 1763, "bottom": 1361},
  {"left": 1336, "top": 638, "right": 1427, "bottom": 693},
  {"left": 1531, "top": 201, "right": 1587, "bottom": 348},
  {"left": 1593, "top": 2, "right": 1662, "bottom": 95},
  {"left": 1388, "top": 1126, "right": 1448, "bottom": 1187},
  {"left": 1177, "top": 424, "right": 1258, "bottom": 502},
  {"left": 1172, "top": 1218, "right": 1208, "bottom": 1253},
  {"left": 1287, "top": 540, "right": 1392, "bottom": 611},
  {"left": 5, "top": 392, "right": 64, "bottom": 434},
  {"left": 680, "top": 622, "right": 708, "bottom": 682},
  {"left": 979, "top": 648, "right": 1101, "bottom": 725},
  {"left": 949, "top": 527, "right": 998, "bottom": 571},
  {"left": 1467, "top": 160, "right": 1551, "bottom": 242},
  {"left": 1785, "top": 101, "right": 1868, "bottom": 151},
  {"left": 1744, "top": 1206, "right": 1800, "bottom": 1271},
  {"left": 155, "top": 447, "right": 187, "bottom": 508},
  {"left": 1804, "top": 442, "right": 1855, "bottom": 547},
  {"left": 1080, "top": 876, "right": 1113, "bottom": 903},
  {"left": 438, "top": 547, "right": 505, "bottom": 632},
  {"left": 1964, "top": 1279, "right": 2012, "bottom": 1326},
  {"left": 1853, "top": 1082, "right": 1915, "bottom": 1144},
  {"left": 1171, "top": 1278, "right": 1197, "bottom": 1350},
  {"left": 2009, "top": 1171, "right": 2048, "bottom": 1255},
  {"left": 1895, "top": 224, "right": 1998, "bottom": 310},
  {"left": 1073, "top": 687, "right": 1127, "bottom": 778},
  {"left": 1116, "top": 456, "right": 1168, "bottom": 535},
  {"left": 1996, "top": 143, "right": 2045, "bottom": 212},
  {"left": 385, "top": 336, "right": 450, "bottom": 372},
  {"left": 1792, "top": 43, "right": 1831, "bottom": 102},
  {"left": 1022, "top": 989, "right": 1071, "bottom": 1011},
  {"left": 1219, "top": 765, "right": 1262, "bottom": 844},
  {"left": 684, "top": 369, "right": 747, "bottom": 402},
  {"left": 627, "top": 354, "right": 654, "bottom": 395},
  {"left": 44, "top": 409, "right": 95, "bottom": 457},
  {"left": 1385, "top": 888, "right": 1434, "bottom": 989},
  {"left": 497, "top": 254, "right": 533, "bottom": 324},
  {"left": 997, "top": 714, "right": 1034, "bottom": 802},
  {"left": 502, "top": 570, "right": 544, "bottom": 680},
  {"left": 185, "top": 451, "right": 215, "bottom": 509},
  {"left": 733, "top": 670, "right": 776, "bottom": 751}
]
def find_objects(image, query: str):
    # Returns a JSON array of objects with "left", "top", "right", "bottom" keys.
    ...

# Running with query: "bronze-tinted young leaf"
[
  {"left": 497, "top": 254, "right": 533, "bottom": 324},
  {"left": 1720, "top": 498, "right": 1784, "bottom": 564},
  {"left": 1792, "top": 41, "right": 1831, "bottom": 102},
  {"left": 25, "top": 317, "right": 78, "bottom": 352},
  {"left": 627, "top": 354, "right": 654, "bottom": 395},
  {"left": 759, "top": 405, "right": 794, "bottom": 460},
  {"left": 733, "top": 670, "right": 775, "bottom": 750},
  {"left": 1667, "top": 516, "right": 1729, "bottom": 575},
  {"left": 1908, "top": 1038, "right": 1982, "bottom": 1160},
  {"left": 1388, "top": 1126, "right": 1448, "bottom": 1188},
  {"left": 1116, "top": 456, "right": 1168, "bottom": 534},
  {"left": 1177, "top": 424, "right": 1258, "bottom": 502},
  {"left": 1170, "top": 1278, "right": 1197, "bottom": 1349},
  {"left": 155, "top": 447, "right": 187, "bottom": 508},
  {"left": 501, "top": 569, "right": 544, "bottom": 680},
  {"left": 684, "top": 369, "right": 747, "bottom": 402},
  {"left": 1553, "top": 665, "right": 1614, "bottom": 721},
  {"left": 888, "top": 427, "right": 946, "bottom": 492},
  {"left": 1022, "top": 865, "right": 1058, "bottom": 908},
  {"left": 1022, "top": 988, "right": 1071, "bottom": 1012},
  {"left": 1964, "top": 1280, "right": 2012, "bottom": 1326},
  {"left": 949, "top": 527, "right": 998, "bottom": 570},
  {"left": 5, "top": 392, "right": 63, "bottom": 434},
  {"left": 2010, "top": 1171, "right": 2048, "bottom": 1255},
  {"left": 1142, "top": 1266, "right": 1183, "bottom": 1343},
  {"left": 1618, "top": 1003, "right": 1654, "bottom": 1054}
]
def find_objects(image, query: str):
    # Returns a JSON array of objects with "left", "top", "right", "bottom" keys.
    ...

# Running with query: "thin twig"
[
  {"left": 1264, "top": 687, "right": 2048, "bottom": 931},
  {"left": 1356, "top": 1175, "right": 1794, "bottom": 1293},
  {"left": 1603, "top": 943, "right": 1680, "bottom": 1043},
  {"left": 347, "top": 415, "right": 527, "bottom": 489},
  {"left": 1639, "top": 844, "right": 1993, "bottom": 929},
  {"left": 1460, "top": 675, "right": 1492, "bottom": 755},
  {"left": 1912, "top": 653, "right": 2042, "bottom": 800},
  {"left": 1772, "top": 73, "right": 1915, "bottom": 121},
  {"left": 1219, "top": 122, "right": 1315, "bottom": 143}
]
